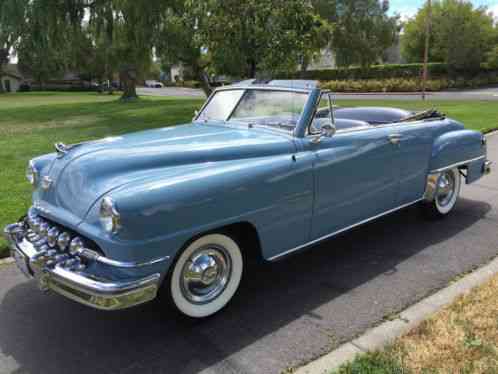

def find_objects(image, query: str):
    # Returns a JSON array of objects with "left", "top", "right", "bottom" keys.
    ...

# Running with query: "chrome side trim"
[
  {"left": 268, "top": 198, "right": 423, "bottom": 261},
  {"left": 94, "top": 254, "right": 171, "bottom": 268},
  {"left": 430, "top": 155, "right": 486, "bottom": 173}
]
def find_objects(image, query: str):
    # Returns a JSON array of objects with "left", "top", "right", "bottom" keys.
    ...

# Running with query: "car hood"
[{"left": 37, "top": 122, "right": 295, "bottom": 222}]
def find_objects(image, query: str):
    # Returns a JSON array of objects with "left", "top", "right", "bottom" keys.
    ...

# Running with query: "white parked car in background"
[{"left": 145, "top": 80, "right": 164, "bottom": 88}]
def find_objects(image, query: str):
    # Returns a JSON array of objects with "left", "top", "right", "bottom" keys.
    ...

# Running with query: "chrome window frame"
[{"left": 194, "top": 86, "right": 312, "bottom": 131}]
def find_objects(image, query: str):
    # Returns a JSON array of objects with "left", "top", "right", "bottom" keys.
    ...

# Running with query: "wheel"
[
  {"left": 168, "top": 233, "right": 243, "bottom": 318},
  {"left": 422, "top": 167, "right": 461, "bottom": 218}
]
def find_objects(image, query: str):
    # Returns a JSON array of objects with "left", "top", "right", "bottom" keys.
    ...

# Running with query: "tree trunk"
[
  {"left": 119, "top": 65, "right": 138, "bottom": 101},
  {"left": 0, "top": 48, "right": 8, "bottom": 93},
  {"left": 198, "top": 70, "right": 212, "bottom": 97},
  {"left": 248, "top": 59, "right": 257, "bottom": 78}
]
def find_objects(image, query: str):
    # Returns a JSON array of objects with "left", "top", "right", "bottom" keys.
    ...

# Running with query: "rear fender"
[
  {"left": 425, "top": 130, "right": 487, "bottom": 201},
  {"left": 429, "top": 130, "right": 486, "bottom": 173}
]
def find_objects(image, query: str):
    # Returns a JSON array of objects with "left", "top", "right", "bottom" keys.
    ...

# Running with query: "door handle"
[{"left": 388, "top": 134, "right": 402, "bottom": 145}]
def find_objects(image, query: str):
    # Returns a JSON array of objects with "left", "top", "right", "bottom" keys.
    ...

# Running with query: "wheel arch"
[{"left": 166, "top": 221, "right": 264, "bottom": 277}]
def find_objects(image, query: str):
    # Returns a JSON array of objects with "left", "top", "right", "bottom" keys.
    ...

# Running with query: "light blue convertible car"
[{"left": 4, "top": 80, "right": 492, "bottom": 317}]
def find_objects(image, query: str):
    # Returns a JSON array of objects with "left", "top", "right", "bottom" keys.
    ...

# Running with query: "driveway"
[
  {"left": 0, "top": 135, "right": 497, "bottom": 374},
  {"left": 137, "top": 86, "right": 205, "bottom": 98}
]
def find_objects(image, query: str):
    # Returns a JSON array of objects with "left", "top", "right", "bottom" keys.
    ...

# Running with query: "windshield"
[{"left": 198, "top": 89, "right": 309, "bottom": 131}]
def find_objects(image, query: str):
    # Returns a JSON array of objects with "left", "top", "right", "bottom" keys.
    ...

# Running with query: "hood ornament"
[
  {"left": 54, "top": 137, "right": 118, "bottom": 158},
  {"left": 55, "top": 142, "right": 72, "bottom": 157},
  {"left": 54, "top": 142, "right": 81, "bottom": 158}
]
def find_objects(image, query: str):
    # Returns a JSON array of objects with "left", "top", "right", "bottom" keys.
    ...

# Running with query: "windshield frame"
[{"left": 195, "top": 86, "right": 314, "bottom": 134}]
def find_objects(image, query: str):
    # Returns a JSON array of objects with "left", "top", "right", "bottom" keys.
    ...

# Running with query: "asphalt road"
[
  {"left": 137, "top": 85, "right": 498, "bottom": 101},
  {"left": 137, "top": 86, "right": 206, "bottom": 98},
  {"left": 1, "top": 135, "right": 497, "bottom": 374}
]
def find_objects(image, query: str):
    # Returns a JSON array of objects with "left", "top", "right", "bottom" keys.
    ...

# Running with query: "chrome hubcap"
[
  {"left": 436, "top": 171, "right": 456, "bottom": 207},
  {"left": 180, "top": 246, "right": 231, "bottom": 304}
]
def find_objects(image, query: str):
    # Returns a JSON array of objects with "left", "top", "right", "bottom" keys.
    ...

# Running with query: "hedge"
[
  {"left": 320, "top": 74, "right": 498, "bottom": 93},
  {"left": 280, "top": 63, "right": 498, "bottom": 81}
]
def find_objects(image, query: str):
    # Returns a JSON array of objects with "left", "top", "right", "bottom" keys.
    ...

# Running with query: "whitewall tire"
[
  {"left": 169, "top": 233, "right": 243, "bottom": 318},
  {"left": 423, "top": 167, "right": 461, "bottom": 218}
]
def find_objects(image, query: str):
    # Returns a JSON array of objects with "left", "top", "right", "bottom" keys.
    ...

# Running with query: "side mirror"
[{"left": 311, "top": 123, "right": 336, "bottom": 144}]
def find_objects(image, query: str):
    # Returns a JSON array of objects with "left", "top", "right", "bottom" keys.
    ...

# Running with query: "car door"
[{"left": 303, "top": 124, "right": 401, "bottom": 241}]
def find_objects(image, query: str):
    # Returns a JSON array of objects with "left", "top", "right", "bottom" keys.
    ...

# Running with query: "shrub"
[
  {"left": 279, "top": 63, "right": 498, "bottom": 82},
  {"left": 320, "top": 78, "right": 454, "bottom": 92}
]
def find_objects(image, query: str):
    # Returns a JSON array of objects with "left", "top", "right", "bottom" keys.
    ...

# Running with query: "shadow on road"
[{"left": 0, "top": 198, "right": 493, "bottom": 374}]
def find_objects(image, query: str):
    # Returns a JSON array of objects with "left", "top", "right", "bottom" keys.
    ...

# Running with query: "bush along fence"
[{"left": 281, "top": 63, "right": 498, "bottom": 92}]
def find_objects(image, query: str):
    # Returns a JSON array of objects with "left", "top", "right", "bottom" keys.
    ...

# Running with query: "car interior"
[{"left": 311, "top": 107, "right": 445, "bottom": 134}]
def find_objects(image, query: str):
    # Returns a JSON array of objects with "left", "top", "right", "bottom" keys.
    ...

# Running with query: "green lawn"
[
  {"left": 0, "top": 92, "right": 497, "bottom": 258},
  {"left": 332, "top": 273, "right": 498, "bottom": 374}
]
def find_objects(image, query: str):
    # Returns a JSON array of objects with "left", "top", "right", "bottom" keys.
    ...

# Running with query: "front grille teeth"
[{"left": 24, "top": 215, "right": 89, "bottom": 272}]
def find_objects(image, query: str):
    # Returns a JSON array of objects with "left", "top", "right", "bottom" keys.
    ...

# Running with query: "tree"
[
  {"left": 155, "top": 0, "right": 213, "bottom": 95},
  {"left": 0, "top": 0, "right": 29, "bottom": 92},
  {"left": 88, "top": 1, "right": 164, "bottom": 100},
  {"left": 8, "top": 0, "right": 164, "bottom": 100},
  {"left": 401, "top": 0, "right": 496, "bottom": 73},
  {"left": 16, "top": 0, "right": 68, "bottom": 87},
  {"left": 486, "top": 46, "right": 498, "bottom": 69},
  {"left": 194, "top": 0, "right": 331, "bottom": 79},
  {"left": 314, "top": 0, "right": 399, "bottom": 67}
]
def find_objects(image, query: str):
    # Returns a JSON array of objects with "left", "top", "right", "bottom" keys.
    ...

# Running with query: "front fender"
[
  {"left": 430, "top": 129, "right": 485, "bottom": 172},
  {"left": 82, "top": 154, "right": 313, "bottom": 264}
]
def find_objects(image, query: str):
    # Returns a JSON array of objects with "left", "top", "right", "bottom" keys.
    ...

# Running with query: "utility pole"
[{"left": 422, "top": 0, "right": 432, "bottom": 101}]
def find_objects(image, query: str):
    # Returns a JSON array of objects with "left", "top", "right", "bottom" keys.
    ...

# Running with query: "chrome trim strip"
[
  {"left": 430, "top": 155, "right": 486, "bottom": 173},
  {"left": 215, "top": 86, "right": 312, "bottom": 94},
  {"left": 94, "top": 254, "right": 171, "bottom": 268},
  {"left": 268, "top": 198, "right": 423, "bottom": 261}
]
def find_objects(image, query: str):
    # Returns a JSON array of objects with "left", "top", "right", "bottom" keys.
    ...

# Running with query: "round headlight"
[
  {"left": 57, "top": 232, "right": 71, "bottom": 251},
  {"left": 26, "top": 160, "right": 38, "bottom": 186},
  {"left": 47, "top": 227, "right": 60, "bottom": 248},
  {"left": 69, "top": 237, "right": 84, "bottom": 256},
  {"left": 100, "top": 197, "right": 121, "bottom": 234}
]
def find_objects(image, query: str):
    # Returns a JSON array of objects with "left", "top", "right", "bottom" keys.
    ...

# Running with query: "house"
[
  {"left": 1, "top": 64, "right": 24, "bottom": 92},
  {"left": 308, "top": 48, "right": 337, "bottom": 70},
  {"left": 306, "top": 39, "right": 404, "bottom": 72}
]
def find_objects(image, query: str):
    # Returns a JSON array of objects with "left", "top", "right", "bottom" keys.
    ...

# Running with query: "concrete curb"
[{"left": 295, "top": 256, "right": 498, "bottom": 374}]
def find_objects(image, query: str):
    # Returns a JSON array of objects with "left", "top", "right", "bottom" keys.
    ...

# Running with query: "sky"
[{"left": 388, "top": 0, "right": 498, "bottom": 20}]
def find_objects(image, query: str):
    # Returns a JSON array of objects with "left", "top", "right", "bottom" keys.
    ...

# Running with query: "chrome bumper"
[{"left": 4, "top": 223, "right": 160, "bottom": 311}]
